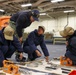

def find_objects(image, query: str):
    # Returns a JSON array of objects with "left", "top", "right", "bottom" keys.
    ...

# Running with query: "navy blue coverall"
[
  {"left": 10, "top": 11, "right": 31, "bottom": 38},
  {"left": 23, "top": 30, "right": 49, "bottom": 60},
  {"left": 65, "top": 31, "right": 76, "bottom": 65},
  {"left": 0, "top": 29, "right": 23, "bottom": 67}
]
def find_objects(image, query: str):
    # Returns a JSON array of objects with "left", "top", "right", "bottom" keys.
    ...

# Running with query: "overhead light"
[
  {"left": 0, "top": 9, "right": 4, "bottom": 12},
  {"left": 51, "top": 0, "right": 64, "bottom": 3},
  {"left": 21, "top": 3, "right": 32, "bottom": 7},
  {"left": 64, "top": 10, "right": 75, "bottom": 13},
  {"left": 40, "top": 13, "right": 47, "bottom": 15}
]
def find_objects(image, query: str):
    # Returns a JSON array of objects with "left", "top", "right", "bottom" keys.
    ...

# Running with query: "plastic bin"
[{"left": 0, "top": 16, "right": 11, "bottom": 30}]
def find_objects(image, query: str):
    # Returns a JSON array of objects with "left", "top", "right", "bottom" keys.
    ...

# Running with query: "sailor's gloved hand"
[
  {"left": 65, "top": 41, "right": 68, "bottom": 46},
  {"left": 19, "top": 37, "right": 23, "bottom": 43},
  {"left": 19, "top": 53, "right": 23, "bottom": 60},
  {"left": 35, "top": 50, "right": 42, "bottom": 57},
  {"left": 45, "top": 56, "right": 49, "bottom": 62},
  {"left": 15, "top": 52, "right": 26, "bottom": 62}
]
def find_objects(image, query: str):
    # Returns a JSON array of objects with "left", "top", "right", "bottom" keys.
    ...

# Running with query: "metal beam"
[
  {"left": 32, "top": 0, "right": 48, "bottom": 7},
  {"left": 38, "top": 1, "right": 76, "bottom": 12}
]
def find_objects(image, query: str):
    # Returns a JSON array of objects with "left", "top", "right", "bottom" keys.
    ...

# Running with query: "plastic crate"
[
  {"left": 69, "top": 70, "right": 76, "bottom": 75},
  {"left": 0, "top": 16, "right": 10, "bottom": 30}
]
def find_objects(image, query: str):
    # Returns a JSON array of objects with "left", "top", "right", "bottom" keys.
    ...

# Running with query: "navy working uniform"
[
  {"left": 10, "top": 10, "right": 39, "bottom": 38},
  {"left": 65, "top": 31, "right": 76, "bottom": 65},
  {"left": 0, "top": 29, "right": 23, "bottom": 67},
  {"left": 23, "top": 30, "right": 49, "bottom": 60}
]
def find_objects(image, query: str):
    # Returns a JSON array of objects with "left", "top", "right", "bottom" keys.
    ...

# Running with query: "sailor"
[
  {"left": 23, "top": 26, "right": 49, "bottom": 62},
  {"left": 0, "top": 26, "right": 24, "bottom": 67},
  {"left": 10, "top": 10, "right": 40, "bottom": 43},
  {"left": 60, "top": 27, "right": 76, "bottom": 65}
]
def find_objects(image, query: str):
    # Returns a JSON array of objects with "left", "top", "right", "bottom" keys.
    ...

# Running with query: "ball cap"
[
  {"left": 32, "top": 10, "right": 40, "bottom": 21},
  {"left": 60, "top": 27, "right": 74, "bottom": 37},
  {"left": 4, "top": 25, "right": 14, "bottom": 40},
  {"left": 39, "top": 26, "right": 45, "bottom": 32}
]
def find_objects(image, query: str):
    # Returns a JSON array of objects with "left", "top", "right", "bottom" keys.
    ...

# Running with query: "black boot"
[{"left": 15, "top": 53, "right": 26, "bottom": 62}]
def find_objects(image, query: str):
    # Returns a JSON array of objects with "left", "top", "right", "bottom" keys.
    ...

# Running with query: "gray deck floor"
[
  {"left": 11, "top": 44, "right": 66, "bottom": 60},
  {"left": 39, "top": 44, "right": 66, "bottom": 59}
]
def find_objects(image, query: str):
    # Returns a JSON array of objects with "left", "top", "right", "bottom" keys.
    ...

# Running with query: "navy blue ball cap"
[
  {"left": 31, "top": 10, "right": 40, "bottom": 21},
  {"left": 32, "top": 10, "right": 40, "bottom": 15}
]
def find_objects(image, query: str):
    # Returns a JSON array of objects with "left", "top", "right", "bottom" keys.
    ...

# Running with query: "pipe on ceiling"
[
  {"left": 38, "top": 1, "right": 76, "bottom": 8},
  {"left": 38, "top": 1, "right": 76, "bottom": 12},
  {"left": 32, "top": 0, "right": 48, "bottom": 7}
]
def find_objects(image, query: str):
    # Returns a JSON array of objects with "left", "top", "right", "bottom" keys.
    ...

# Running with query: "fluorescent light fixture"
[
  {"left": 40, "top": 13, "right": 47, "bottom": 15},
  {"left": 64, "top": 10, "right": 75, "bottom": 13},
  {"left": 21, "top": 3, "right": 32, "bottom": 7},
  {"left": 0, "top": 9, "right": 4, "bottom": 12},
  {"left": 51, "top": 0, "right": 64, "bottom": 3}
]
